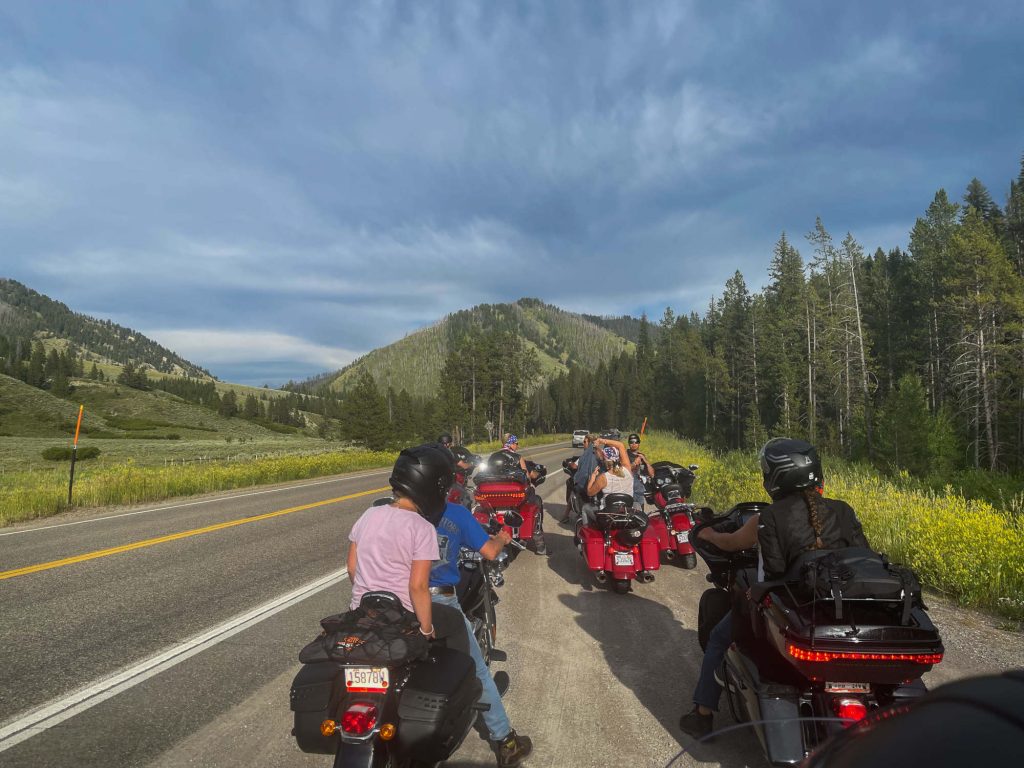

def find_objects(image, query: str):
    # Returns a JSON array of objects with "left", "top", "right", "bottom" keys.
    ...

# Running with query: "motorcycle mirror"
[
  {"left": 503, "top": 510, "right": 525, "bottom": 528},
  {"left": 689, "top": 464, "right": 699, "bottom": 472},
  {"left": 371, "top": 496, "right": 394, "bottom": 507}
]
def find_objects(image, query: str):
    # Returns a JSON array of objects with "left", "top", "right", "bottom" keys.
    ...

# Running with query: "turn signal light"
[
  {"left": 379, "top": 722, "right": 397, "bottom": 741},
  {"left": 340, "top": 703, "right": 379, "bottom": 735},
  {"left": 833, "top": 698, "right": 868, "bottom": 726},
  {"left": 787, "top": 644, "right": 943, "bottom": 665},
  {"left": 320, "top": 720, "right": 337, "bottom": 737}
]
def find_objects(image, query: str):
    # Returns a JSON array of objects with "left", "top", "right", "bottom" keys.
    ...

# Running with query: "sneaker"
[
  {"left": 495, "top": 729, "right": 533, "bottom": 767},
  {"left": 679, "top": 707, "right": 713, "bottom": 740}
]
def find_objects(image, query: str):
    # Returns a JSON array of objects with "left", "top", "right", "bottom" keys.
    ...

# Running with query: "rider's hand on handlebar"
[{"left": 498, "top": 530, "right": 513, "bottom": 546}]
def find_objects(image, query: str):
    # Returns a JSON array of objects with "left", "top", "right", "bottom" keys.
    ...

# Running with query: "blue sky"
[{"left": 2, "top": 1, "right": 1022, "bottom": 386}]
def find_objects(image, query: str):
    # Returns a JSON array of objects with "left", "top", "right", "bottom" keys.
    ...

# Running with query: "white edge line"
[
  {"left": 0, "top": 570, "right": 349, "bottom": 753},
  {"left": 1, "top": 443, "right": 567, "bottom": 538}
]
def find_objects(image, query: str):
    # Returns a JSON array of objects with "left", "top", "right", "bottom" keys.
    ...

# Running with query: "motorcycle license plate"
[
  {"left": 826, "top": 681, "right": 870, "bottom": 693},
  {"left": 613, "top": 552, "right": 634, "bottom": 567},
  {"left": 675, "top": 531, "right": 689, "bottom": 543},
  {"left": 344, "top": 667, "right": 389, "bottom": 692}
]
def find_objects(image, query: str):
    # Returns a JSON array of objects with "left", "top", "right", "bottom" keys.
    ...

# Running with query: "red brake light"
[
  {"left": 833, "top": 697, "right": 868, "bottom": 726},
  {"left": 340, "top": 703, "right": 378, "bottom": 735},
  {"left": 474, "top": 492, "right": 526, "bottom": 507},
  {"left": 787, "top": 644, "right": 943, "bottom": 665}
]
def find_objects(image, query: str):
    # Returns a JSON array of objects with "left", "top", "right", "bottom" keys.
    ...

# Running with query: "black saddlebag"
[
  {"left": 289, "top": 661, "right": 342, "bottom": 754},
  {"left": 393, "top": 648, "right": 482, "bottom": 763}
]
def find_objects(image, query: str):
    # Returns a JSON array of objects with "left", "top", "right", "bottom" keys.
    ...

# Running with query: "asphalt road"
[{"left": 1, "top": 441, "right": 1022, "bottom": 768}]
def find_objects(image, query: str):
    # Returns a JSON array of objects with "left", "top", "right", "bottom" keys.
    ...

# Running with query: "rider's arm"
[
  {"left": 409, "top": 559, "right": 434, "bottom": 636},
  {"left": 346, "top": 542, "right": 358, "bottom": 582},
  {"left": 586, "top": 467, "right": 607, "bottom": 497},
  {"left": 699, "top": 513, "right": 759, "bottom": 552},
  {"left": 479, "top": 530, "right": 513, "bottom": 560}
]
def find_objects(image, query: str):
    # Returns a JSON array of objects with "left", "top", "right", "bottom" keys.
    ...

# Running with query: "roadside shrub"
[{"left": 41, "top": 446, "right": 101, "bottom": 461}]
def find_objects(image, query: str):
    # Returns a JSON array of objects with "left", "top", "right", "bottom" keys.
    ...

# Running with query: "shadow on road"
[{"left": 556, "top": 571, "right": 764, "bottom": 767}]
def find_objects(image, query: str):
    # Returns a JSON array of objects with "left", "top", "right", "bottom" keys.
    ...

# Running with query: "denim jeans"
[
  {"left": 693, "top": 613, "right": 733, "bottom": 711},
  {"left": 432, "top": 593, "right": 512, "bottom": 741}
]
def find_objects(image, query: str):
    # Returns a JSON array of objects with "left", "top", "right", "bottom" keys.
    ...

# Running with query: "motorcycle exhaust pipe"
[
  {"left": 593, "top": 570, "right": 608, "bottom": 583},
  {"left": 638, "top": 571, "right": 655, "bottom": 583},
  {"left": 663, "top": 550, "right": 676, "bottom": 560}
]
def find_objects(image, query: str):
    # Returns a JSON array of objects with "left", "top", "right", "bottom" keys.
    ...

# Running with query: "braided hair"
[{"left": 802, "top": 487, "right": 825, "bottom": 550}]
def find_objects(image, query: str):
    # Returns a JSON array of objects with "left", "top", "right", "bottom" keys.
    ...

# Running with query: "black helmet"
[
  {"left": 759, "top": 438, "right": 823, "bottom": 500},
  {"left": 438, "top": 433, "right": 453, "bottom": 446},
  {"left": 389, "top": 444, "right": 454, "bottom": 525},
  {"left": 487, "top": 449, "right": 519, "bottom": 474}
]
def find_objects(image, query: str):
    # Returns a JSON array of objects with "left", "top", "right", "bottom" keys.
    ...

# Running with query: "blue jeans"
[
  {"left": 432, "top": 593, "right": 512, "bottom": 741},
  {"left": 694, "top": 613, "right": 733, "bottom": 711}
]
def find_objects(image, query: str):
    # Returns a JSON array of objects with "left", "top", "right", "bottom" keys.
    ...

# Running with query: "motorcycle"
[
  {"left": 472, "top": 460, "right": 547, "bottom": 556},
  {"left": 574, "top": 492, "right": 661, "bottom": 594},
  {"left": 641, "top": 461, "right": 702, "bottom": 569},
  {"left": 290, "top": 592, "right": 486, "bottom": 768},
  {"left": 447, "top": 449, "right": 481, "bottom": 508},
  {"left": 455, "top": 518, "right": 514, "bottom": 665},
  {"left": 690, "top": 503, "right": 943, "bottom": 765}
]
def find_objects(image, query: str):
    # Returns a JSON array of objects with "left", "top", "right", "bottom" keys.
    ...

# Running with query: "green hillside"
[
  {"left": 0, "top": 278, "right": 208, "bottom": 377},
  {"left": 320, "top": 298, "right": 634, "bottom": 398}
]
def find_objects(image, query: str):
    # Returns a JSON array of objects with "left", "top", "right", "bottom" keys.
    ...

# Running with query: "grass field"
[
  {"left": 0, "top": 432, "right": 571, "bottom": 527},
  {"left": 640, "top": 432, "right": 1024, "bottom": 621}
]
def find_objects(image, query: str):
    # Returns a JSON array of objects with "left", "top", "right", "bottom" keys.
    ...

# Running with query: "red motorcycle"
[
  {"left": 447, "top": 448, "right": 480, "bottom": 508},
  {"left": 575, "top": 493, "right": 661, "bottom": 593},
  {"left": 642, "top": 461, "right": 701, "bottom": 569},
  {"left": 472, "top": 459, "right": 546, "bottom": 557}
]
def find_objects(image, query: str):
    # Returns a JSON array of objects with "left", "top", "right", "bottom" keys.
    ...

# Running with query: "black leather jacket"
[{"left": 758, "top": 493, "right": 868, "bottom": 581}]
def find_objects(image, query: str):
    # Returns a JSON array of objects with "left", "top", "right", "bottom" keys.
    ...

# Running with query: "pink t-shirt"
[{"left": 348, "top": 504, "right": 439, "bottom": 612}]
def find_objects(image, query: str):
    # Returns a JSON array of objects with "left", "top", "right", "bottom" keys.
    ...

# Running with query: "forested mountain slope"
[
  {"left": 314, "top": 298, "right": 634, "bottom": 398},
  {"left": 0, "top": 278, "right": 208, "bottom": 377}
]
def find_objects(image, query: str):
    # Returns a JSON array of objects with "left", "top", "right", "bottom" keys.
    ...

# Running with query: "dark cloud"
[{"left": 1, "top": 1, "right": 1022, "bottom": 384}]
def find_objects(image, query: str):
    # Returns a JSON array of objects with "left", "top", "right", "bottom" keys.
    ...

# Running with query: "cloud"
[{"left": 145, "top": 329, "right": 360, "bottom": 371}]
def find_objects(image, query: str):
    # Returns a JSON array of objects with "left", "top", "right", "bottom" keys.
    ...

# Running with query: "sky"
[{"left": 1, "top": 1, "right": 1022, "bottom": 386}]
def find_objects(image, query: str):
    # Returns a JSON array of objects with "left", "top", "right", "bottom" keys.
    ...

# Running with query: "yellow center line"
[{"left": 0, "top": 486, "right": 390, "bottom": 582}]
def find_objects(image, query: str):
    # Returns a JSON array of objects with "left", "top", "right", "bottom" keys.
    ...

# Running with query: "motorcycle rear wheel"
[
  {"left": 679, "top": 553, "right": 697, "bottom": 570},
  {"left": 612, "top": 578, "right": 631, "bottom": 594}
]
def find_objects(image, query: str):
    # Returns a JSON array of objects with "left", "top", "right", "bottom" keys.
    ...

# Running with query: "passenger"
[
  {"left": 679, "top": 437, "right": 869, "bottom": 740},
  {"left": 581, "top": 437, "right": 635, "bottom": 528},
  {"left": 346, "top": 444, "right": 469, "bottom": 656},
  {"left": 430, "top": 499, "right": 534, "bottom": 766}
]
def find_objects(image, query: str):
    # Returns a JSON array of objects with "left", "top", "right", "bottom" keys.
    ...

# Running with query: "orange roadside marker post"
[
  {"left": 67, "top": 404, "right": 84, "bottom": 506},
  {"left": 640, "top": 416, "right": 648, "bottom": 436}
]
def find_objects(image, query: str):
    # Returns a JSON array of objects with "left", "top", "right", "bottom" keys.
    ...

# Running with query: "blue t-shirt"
[{"left": 430, "top": 501, "right": 490, "bottom": 587}]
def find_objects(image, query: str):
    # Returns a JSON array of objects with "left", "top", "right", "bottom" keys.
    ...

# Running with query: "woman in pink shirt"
[{"left": 347, "top": 444, "right": 467, "bottom": 653}]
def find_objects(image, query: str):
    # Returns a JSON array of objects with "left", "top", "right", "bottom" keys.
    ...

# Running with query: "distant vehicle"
[
  {"left": 572, "top": 430, "right": 588, "bottom": 447},
  {"left": 600, "top": 428, "right": 621, "bottom": 440}
]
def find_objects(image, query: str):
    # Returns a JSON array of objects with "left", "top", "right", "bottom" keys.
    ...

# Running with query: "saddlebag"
[
  {"left": 394, "top": 647, "right": 482, "bottom": 763},
  {"left": 289, "top": 662, "right": 342, "bottom": 754}
]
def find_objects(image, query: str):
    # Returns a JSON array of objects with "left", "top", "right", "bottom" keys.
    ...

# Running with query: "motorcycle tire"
[
  {"left": 698, "top": 588, "right": 732, "bottom": 651},
  {"left": 680, "top": 553, "right": 697, "bottom": 570},
  {"left": 612, "top": 579, "right": 631, "bottom": 594}
]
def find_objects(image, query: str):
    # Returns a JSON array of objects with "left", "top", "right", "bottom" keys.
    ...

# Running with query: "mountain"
[
  {"left": 302, "top": 298, "right": 636, "bottom": 398},
  {"left": 0, "top": 278, "right": 209, "bottom": 377}
]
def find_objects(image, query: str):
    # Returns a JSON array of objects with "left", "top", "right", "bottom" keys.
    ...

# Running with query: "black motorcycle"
[
  {"left": 455, "top": 519, "right": 513, "bottom": 666},
  {"left": 290, "top": 592, "right": 486, "bottom": 768},
  {"left": 691, "top": 503, "right": 943, "bottom": 765}
]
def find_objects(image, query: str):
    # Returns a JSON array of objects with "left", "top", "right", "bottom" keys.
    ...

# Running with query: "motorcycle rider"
[
  {"left": 430, "top": 498, "right": 534, "bottom": 767},
  {"left": 346, "top": 444, "right": 469, "bottom": 656},
  {"left": 568, "top": 433, "right": 601, "bottom": 522},
  {"left": 625, "top": 433, "right": 654, "bottom": 509},
  {"left": 440, "top": 433, "right": 474, "bottom": 507},
  {"left": 489, "top": 434, "right": 548, "bottom": 555},
  {"left": 679, "top": 437, "right": 869, "bottom": 740}
]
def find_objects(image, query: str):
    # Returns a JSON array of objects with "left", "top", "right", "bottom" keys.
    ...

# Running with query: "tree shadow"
[{"left": 557, "top": 590, "right": 765, "bottom": 768}]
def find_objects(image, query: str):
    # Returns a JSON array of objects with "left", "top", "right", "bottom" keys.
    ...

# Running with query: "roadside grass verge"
[{"left": 642, "top": 431, "right": 1024, "bottom": 621}]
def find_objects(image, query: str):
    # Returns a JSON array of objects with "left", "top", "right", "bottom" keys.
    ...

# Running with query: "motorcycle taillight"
[
  {"left": 341, "top": 703, "right": 378, "bottom": 735},
  {"left": 832, "top": 697, "right": 868, "bottom": 726}
]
